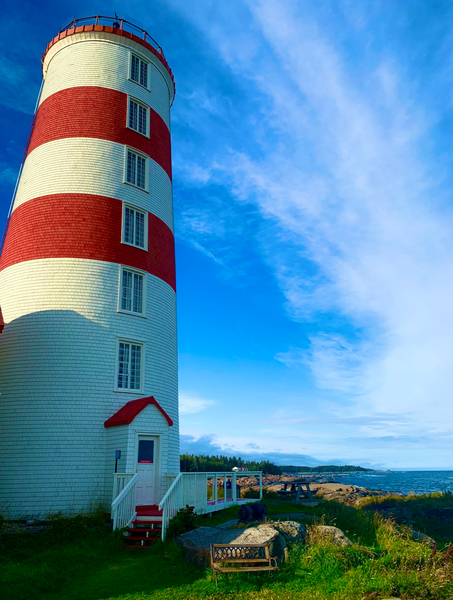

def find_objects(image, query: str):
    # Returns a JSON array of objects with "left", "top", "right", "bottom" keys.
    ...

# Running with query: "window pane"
[
  {"left": 140, "top": 61, "right": 148, "bottom": 87},
  {"left": 131, "top": 55, "right": 139, "bottom": 83},
  {"left": 138, "top": 104, "right": 147, "bottom": 135},
  {"left": 130, "top": 344, "right": 141, "bottom": 389},
  {"left": 135, "top": 211, "right": 145, "bottom": 248},
  {"left": 117, "top": 342, "right": 130, "bottom": 389},
  {"left": 128, "top": 100, "right": 138, "bottom": 130},
  {"left": 126, "top": 150, "right": 136, "bottom": 185},
  {"left": 138, "top": 440, "right": 154, "bottom": 463},
  {"left": 121, "top": 270, "right": 133, "bottom": 311},
  {"left": 136, "top": 155, "right": 146, "bottom": 189},
  {"left": 133, "top": 273, "right": 143, "bottom": 313},
  {"left": 124, "top": 207, "right": 134, "bottom": 244}
]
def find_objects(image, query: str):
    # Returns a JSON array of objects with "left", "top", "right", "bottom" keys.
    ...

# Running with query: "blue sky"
[{"left": 2, "top": 0, "right": 453, "bottom": 469}]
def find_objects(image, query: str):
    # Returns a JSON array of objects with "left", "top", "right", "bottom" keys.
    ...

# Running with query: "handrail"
[
  {"left": 112, "top": 472, "right": 138, "bottom": 509},
  {"left": 158, "top": 471, "right": 263, "bottom": 540},
  {"left": 112, "top": 472, "right": 135, "bottom": 502},
  {"left": 158, "top": 472, "right": 182, "bottom": 510},
  {"left": 58, "top": 15, "right": 164, "bottom": 56}
]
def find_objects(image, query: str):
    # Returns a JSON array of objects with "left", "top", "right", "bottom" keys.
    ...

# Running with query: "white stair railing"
[
  {"left": 159, "top": 471, "right": 262, "bottom": 540},
  {"left": 112, "top": 473, "right": 136, "bottom": 502},
  {"left": 111, "top": 473, "right": 138, "bottom": 530}
]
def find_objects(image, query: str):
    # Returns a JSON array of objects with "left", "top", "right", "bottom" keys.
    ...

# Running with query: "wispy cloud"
[
  {"left": 169, "top": 0, "right": 453, "bottom": 437},
  {"left": 179, "top": 391, "right": 216, "bottom": 414}
]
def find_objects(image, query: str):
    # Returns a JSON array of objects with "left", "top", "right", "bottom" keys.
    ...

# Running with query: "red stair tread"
[
  {"left": 132, "top": 519, "right": 162, "bottom": 525},
  {"left": 128, "top": 527, "right": 162, "bottom": 533},
  {"left": 136, "top": 510, "right": 162, "bottom": 515},
  {"left": 136, "top": 505, "right": 162, "bottom": 516}
]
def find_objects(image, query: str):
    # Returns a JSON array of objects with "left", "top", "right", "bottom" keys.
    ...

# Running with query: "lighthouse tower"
[{"left": 0, "top": 17, "right": 178, "bottom": 518}]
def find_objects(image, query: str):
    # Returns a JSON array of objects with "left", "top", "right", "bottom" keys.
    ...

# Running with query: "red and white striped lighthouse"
[{"left": 0, "top": 16, "right": 179, "bottom": 517}]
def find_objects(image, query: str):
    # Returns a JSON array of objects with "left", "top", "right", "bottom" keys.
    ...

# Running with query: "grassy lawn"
[{"left": 1, "top": 497, "right": 452, "bottom": 600}]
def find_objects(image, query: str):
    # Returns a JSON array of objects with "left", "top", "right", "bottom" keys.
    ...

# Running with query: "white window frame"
[
  {"left": 124, "top": 147, "right": 148, "bottom": 192},
  {"left": 118, "top": 265, "right": 146, "bottom": 317},
  {"left": 115, "top": 338, "right": 145, "bottom": 392},
  {"left": 127, "top": 96, "right": 149, "bottom": 137},
  {"left": 129, "top": 52, "right": 150, "bottom": 90},
  {"left": 122, "top": 203, "right": 148, "bottom": 251}
]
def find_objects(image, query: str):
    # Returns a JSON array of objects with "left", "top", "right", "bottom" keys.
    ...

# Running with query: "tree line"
[
  {"left": 180, "top": 455, "right": 371, "bottom": 474},
  {"left": 282, "top": 465, "right": 372, "bottom": 473},
  {"left": 180, "top": 454, "right": 282, "bottom": 474}
]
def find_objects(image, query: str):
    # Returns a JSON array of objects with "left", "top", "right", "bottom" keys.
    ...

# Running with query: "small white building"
[{"left": 0, "top": 16, "right": 179, "bottom": 519}]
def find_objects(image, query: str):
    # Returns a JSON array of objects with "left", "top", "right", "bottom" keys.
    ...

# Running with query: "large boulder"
[
  {"left": 217, "top": 518, "right": 306, "bottom": 542},
  {"left": 176, "top": 524, "right": 287, "bottom": 569},
  {"left": 270, "top": 520, "right": 306, "bottom": 542},
  {"left": 309, "top": 525, "right": 352, "bottom": 546}
]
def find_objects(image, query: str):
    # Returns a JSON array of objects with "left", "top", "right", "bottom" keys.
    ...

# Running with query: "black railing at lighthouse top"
[{"left": 59, "top": 15, "right": 165, "bottom": 59}]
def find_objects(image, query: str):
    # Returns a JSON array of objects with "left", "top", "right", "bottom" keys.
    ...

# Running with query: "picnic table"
[{"left": 277, "top": 480, "right": 314, "bottom": 501}]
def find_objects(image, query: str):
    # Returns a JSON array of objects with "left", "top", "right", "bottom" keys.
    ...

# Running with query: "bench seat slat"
[
  {"left": 213, "top": 558, "right": 270, "bottom": 563},
  {"left": 213, "top": 567, "right": 279, "bottom": 573}
]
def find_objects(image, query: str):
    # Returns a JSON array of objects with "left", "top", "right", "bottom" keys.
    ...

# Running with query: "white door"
[{"left": 135, "top": 436, "right": 158, "bottom": 506}]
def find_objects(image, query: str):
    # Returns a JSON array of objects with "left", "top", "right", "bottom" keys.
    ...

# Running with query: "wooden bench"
[{"left": 211, "top": 543, "right": 279, "bottom": 585}]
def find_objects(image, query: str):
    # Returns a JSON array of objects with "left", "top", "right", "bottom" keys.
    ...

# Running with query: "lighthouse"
[{"left": 0, "top": 16, "right": 179, "bottom": 518}]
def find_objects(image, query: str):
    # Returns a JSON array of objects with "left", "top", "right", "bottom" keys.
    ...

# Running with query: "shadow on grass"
[{"left": 0, "top": 521, "right": 207, "bottom": 600}]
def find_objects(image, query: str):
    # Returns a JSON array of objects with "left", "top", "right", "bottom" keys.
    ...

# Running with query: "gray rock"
[
  {"left": 176, "top": 524, "right": 287, "bottom": 569},
  {"left": 269, "top": 520, "right": 306, "bottom": 542},
  {"left": 310, "top": 525, "right": 352, "bottom": 546},
  {"left": 217, "top": 519, "right": 243, "bottom": 529},
  {"left": 409, "top": 529, "right": 437, "bottom": 549}
]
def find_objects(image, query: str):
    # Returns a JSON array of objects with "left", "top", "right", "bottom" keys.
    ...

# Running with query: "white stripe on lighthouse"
[
  {"left": 13, "top": 138, "right": 174, "bottom": 232},
  {"left": 41, "top": 36, "right": 171, "bottom": 129}
]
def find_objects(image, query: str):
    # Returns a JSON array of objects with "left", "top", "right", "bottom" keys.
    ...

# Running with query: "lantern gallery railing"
[
  {"left": 159, "top": 471, "right": 263, "bottom": 541},
  {"left": 59, "top": 15, "right": 164, "bottom": 55}
]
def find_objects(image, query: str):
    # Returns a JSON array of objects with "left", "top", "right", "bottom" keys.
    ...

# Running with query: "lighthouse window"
[
  {"left": 117, "top": 341, "right": 143, "bottom": 391},
  {"left": 123, "top": 205, "right": 147, "bottom": 250},
  {"left": 120, "top": 268, "right": 144, "bottom": 315},
  {"left": 130, "top": 54, "right": 148, "bottom": 88},
  {"left": 126, "top": 149, "right": 147, "bottom": 190},
  {"left": 128, "top": 98, "right": 148, "bottom": 136}
]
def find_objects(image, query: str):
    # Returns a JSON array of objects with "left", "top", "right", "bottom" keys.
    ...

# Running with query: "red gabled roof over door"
[{"left": 104, "top": 396, "right": 173, "bottom": 428}]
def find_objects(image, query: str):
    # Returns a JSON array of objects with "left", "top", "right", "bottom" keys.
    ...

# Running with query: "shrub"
[
  {"left": 165, "top": 505, "right": 197, "bottom": 541},
  {"left": 46, "top": 505, "right": 108, "bottom": 542},
  {"left": 241, "top": 487, "right": 278, "bottom": 500},
  {"left": 242, "top": 488, "right": 260, "bottom": 499}
]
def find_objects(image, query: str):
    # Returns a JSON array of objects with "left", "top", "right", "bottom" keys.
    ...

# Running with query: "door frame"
[{"left": 134, "top": 431, "right": 161, "bottom": 504}]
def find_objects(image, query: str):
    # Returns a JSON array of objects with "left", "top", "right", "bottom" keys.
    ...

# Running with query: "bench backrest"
[{"left": 211, "top": 544, "right": 270, "bottom": 563}]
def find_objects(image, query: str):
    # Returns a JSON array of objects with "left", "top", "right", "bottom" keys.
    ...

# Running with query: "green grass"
[
  {"left": 358, "top": 491, "right": 453, "bottom": 547},
  {"left": 1, "top": 498, "right": 452, "bottom": 600}
]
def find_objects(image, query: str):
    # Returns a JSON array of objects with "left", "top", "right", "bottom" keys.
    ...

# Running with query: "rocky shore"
[{"left": 240, "top": 473, "right": 392, "bottom": 505}]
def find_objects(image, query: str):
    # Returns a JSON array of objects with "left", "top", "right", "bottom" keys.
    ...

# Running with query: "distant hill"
[{"left": 281, "top": 465, "right": 373, "bottom": 473}]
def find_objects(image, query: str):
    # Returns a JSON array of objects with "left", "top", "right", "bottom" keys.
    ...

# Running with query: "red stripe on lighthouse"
[
  {"left": 27, "top": 87, "right": 172, "bottom": 180},
  {"left": 0, "top": 194, "right": 176, "bottom": 291}
]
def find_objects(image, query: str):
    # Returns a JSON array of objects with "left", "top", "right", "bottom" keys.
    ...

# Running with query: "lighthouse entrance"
[{"left": 135, "top": 436, "right": 158, "bottom": 505}]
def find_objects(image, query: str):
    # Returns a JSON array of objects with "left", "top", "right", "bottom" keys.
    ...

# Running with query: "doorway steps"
[{"left": 124, "top": 505, "right": 163, "bottom": 548}]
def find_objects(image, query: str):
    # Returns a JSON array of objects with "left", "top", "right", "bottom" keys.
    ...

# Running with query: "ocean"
[{"left": 327, "top": 470, "right": 453, "bottom": 496}]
